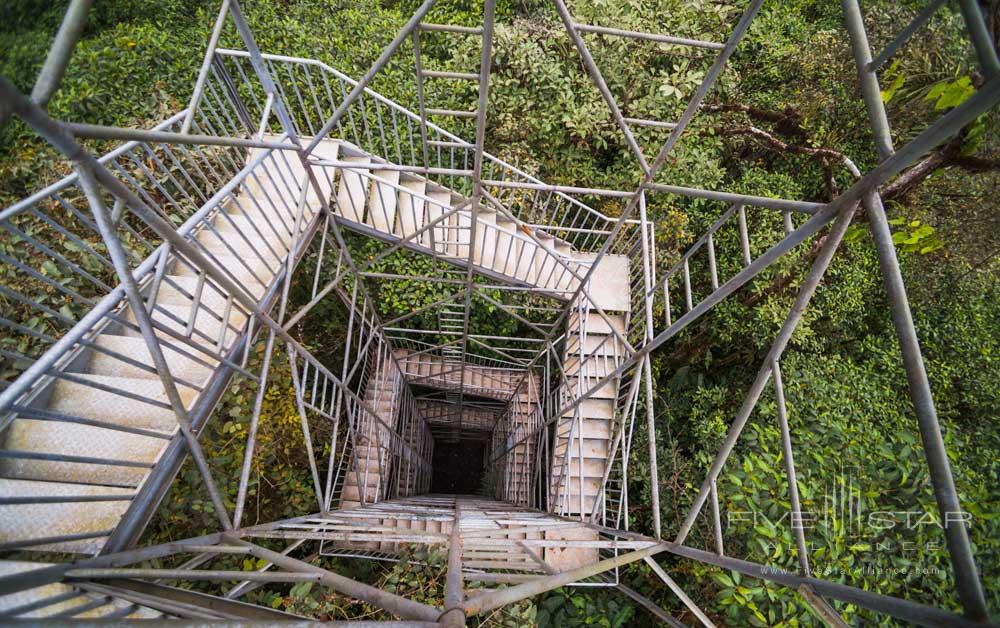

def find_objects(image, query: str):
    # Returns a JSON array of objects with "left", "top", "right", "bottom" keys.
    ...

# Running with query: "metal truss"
[{"left": 0, "top": 0, "right": 997, "bottom": 624}]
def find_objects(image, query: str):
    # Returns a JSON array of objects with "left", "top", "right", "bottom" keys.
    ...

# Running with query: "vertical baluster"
[
  {"left": 737, "top": 203, "right": 751, "bottom": 266},
  {"left": 682, "top": 258, "right": 693, "bottom": 311},
  {"left": 664, "top": 278, "right": 672, "bottom": 327},
  {"left": 710, "top": 479, "right": 724, "bottom": 556},
  {"left": 707, "top": 232, "right": 719, "bottom": 290}
]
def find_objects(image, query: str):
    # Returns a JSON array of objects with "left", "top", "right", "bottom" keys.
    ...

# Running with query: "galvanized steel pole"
[{"left": 842, "top": 0, "right": 990, "bottom": 618}]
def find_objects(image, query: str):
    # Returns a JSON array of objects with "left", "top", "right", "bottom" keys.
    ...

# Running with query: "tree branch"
[
  {"left": 719, "top": 124, "right": 848, "bottom": 169},
  {"left": 949, "top": 154, "right": 1000, "bottom": 173},
  {"left": 880, "top": 134, "right": 964, "bottom": 200},
  {"left": 701, "top": 103, "right": 808, "bottom": 139},
  {"left": 720, "top": 123, "right": 995, "bottom": 203},
  {"left": 663, "top": 105, "right": 993, "bottom": 368}
]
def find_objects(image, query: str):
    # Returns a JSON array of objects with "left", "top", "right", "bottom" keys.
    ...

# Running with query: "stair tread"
[
  {"left": 395, "top": 179, "right": 428, "bottom": 241},
  {"left": 156, "top": 274, "right": 247, "bottom": 308},
  {"left": 195, "top": 235, "right": 285, "bottom": 270},
  {"left": 568, "top": 311, "right": 627, "bottom": 335},
  {"left": 48, "top": 373, "right": 197, "bottom": 430},
  {"left": 175, "top": 251, "right": 274, "bottom": 294},
  {"left": 123, "top": 301, "right": 247, "bottom": 349},
  {"left": 0, "top": 561, "right": 162, "bottom": 615},
  {"left": 368, "top": 169, "right": 401, "bottom": 233},
  {"left": 335, "top": 156, "right": 372, "bottom": 224},
  {"left": 0, "top": 420, "right": 168, "bottom": 487},
  {"left": 279, "top": 142, "right": 625, "bottom": 299},
  {"left": 0, "top": 479, "right": 133, "bottom": 554},
  {"left": 87, "top": 334, "right": 215, "bottom": 384},
  {"left": 214, "top": 212, "right": 296, "bottom": 246}
]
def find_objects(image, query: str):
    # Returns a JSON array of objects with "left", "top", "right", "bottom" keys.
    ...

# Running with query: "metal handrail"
[
  {"left": 0, "top": 130, "right": 284, "bottom": 419},
  {"left": 214, "top": 48, "right": 637, "bottom": 231}
]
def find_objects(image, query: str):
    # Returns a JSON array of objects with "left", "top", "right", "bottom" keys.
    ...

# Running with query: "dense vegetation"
[{"left": 1, "top": 0, "right": 997, "bottom": 625}]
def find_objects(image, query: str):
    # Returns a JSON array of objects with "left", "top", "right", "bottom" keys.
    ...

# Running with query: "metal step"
[
  {"left": 47, "top": 374, "right": 197, "bottom": 431},
  {"left": 86, "top": 334, "right": 215, "bottom": 384},
  {"left": 0, "top": 479, "right": 134, "bottom": 553},
  {"left": 0, "top": 420, "right": 168, "bottom": 488},
  {"left": 0, "top": 145, "right": 301, "bottom": 555},
  {"left": 0, "top": 560, "right": 162, "bottom": 618}
]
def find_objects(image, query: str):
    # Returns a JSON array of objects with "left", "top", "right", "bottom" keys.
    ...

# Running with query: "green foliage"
[
  {"left": 536, "top": 587, "right": 634, "bottom": 627},
  {"left": 888, "top": 216, "right": 944, "bottom": 254},
  {"left": 278, "top": 546, "right": 453, "bottom": 619},
  {"left": 147, "top": 349, "right": 327, "bottom": 539},
  {"left": 880, "top": 61, "right": 906, "bottom": 105},
  {"left": 925, "top": 75, "right": 976, "bottom": 111},
  {"left": 272, "top": 544, "right": 536, "bottom": 625},
  {"left": 641, "top": 240, "right": 1000, "bottom": 625},
  {"left": 622, "top": 4, "right": 1000, "bottom": 622},
  {"left": 1, "top": 0, "right": 998, "bottom": 625}
]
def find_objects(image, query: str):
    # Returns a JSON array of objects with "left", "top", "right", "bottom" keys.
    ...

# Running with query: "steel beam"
[
  {"left": 643, "top": 557, "right": 716, "bottom": 627},
  {"left": 223, "top": 537, "right": 441, "bottom": 621},
  {"left": 664, "top": 542, "right": 980, "bottom": 628},
  {"left": 182, "top": 0, "right": 232, "bottom": 133},
  {"left": 304, "top": 0, "right": 437, "bottom": 154},
  {"left": 456, "top": 0, "right": 498, "bottom": 446},
  {"left": 573, "top": 23, "right": 724, "bottom": 50},
  {"left": 673, "top": 201, "right": 858, "bottom": 545},
  {"left": 842, "top": 3, "right": 990, "bottom": 617},
  {"left": 462, "top": 543, "right": 668, "bottom": 616},
  {"left": 65, "top": 122, "right": 298, "bottom": 150},
  {"left": 441, "top": 501, "right": 466, "bottom": 627},
  {"left": 76, "top": 167, "right": 233, "bottom": 531},
  {"left": 552, "top": 0, "right": 650, "bottom": 173},
  {"left": 28, "top": 0, "right": 94, "bottom": 109}
]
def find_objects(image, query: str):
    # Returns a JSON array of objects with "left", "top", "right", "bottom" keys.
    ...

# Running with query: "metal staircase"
[
  {"left": 0, "top": 0, "right": 996, "bottom": 624},
  {"left": 0, "top": 143, "right": 331, "bottom": 553},
  {"left": 550, "top": 297, "right": 629, "bottom": 518},
  {"left": 326, "top": 138, "right": 592, "bottom": 298}
]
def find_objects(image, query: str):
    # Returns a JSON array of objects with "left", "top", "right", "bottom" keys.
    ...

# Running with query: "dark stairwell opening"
[{"left": 431, "top": 437, "right": 486, "bottom": 494}]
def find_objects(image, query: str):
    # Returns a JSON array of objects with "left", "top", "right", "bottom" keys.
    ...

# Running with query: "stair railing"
[{"left": 212, "top": 48, "right": 634, "bottom": 254}]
